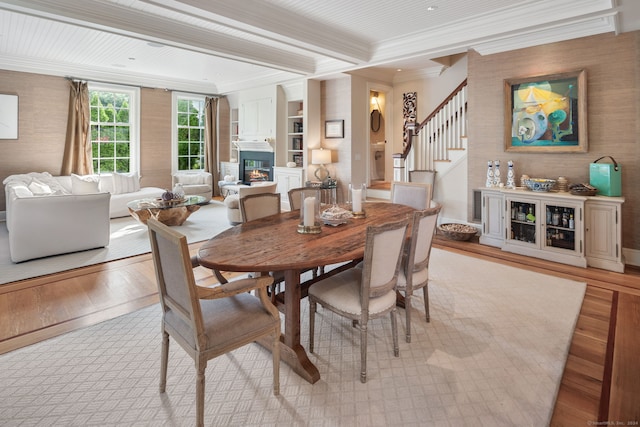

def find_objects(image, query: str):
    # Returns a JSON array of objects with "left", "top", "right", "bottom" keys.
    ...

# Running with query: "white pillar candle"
[
  {"left": 304, "top": 196, "right": 316, "bottom": 227},
  {"left": 352, "top": 189, "right": 362, "bottom": 212}
]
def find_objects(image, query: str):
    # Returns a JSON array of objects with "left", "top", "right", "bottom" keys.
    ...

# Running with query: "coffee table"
[{"left": 127, "top": 195, "right": 208, "bottom": 226}]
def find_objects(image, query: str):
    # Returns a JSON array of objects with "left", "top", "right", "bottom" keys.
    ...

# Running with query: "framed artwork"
[
  {"left": 0, "top": 94, "right": 19, "bottom": 139},
  {"left": 504, "top": 70, "right": 587, "bottom": 153},
  {"left": 325, "top": 120, "right": 344, "bottom": 138},
  {"left": 293, "top": 154, "right": 303, "bottom": 167}
]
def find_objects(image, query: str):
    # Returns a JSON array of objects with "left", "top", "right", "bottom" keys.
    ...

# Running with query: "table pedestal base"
[{"left": 257, "top": 336, "right": 320, "bottom": 384}]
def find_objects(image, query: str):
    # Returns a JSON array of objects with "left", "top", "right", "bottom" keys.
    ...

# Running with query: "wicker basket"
[{"left": 438, "top": 223, "right": 478, "bottom": 241}]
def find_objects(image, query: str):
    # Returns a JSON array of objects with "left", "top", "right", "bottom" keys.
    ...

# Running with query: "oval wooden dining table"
[{"left": 197, "top": 202, "right": 415, "bottom": 384}]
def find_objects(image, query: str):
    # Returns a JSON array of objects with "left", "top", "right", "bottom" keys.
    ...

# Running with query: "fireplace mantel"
[{"left": 233, "top": 140, "right": 273, "bottom": 152}]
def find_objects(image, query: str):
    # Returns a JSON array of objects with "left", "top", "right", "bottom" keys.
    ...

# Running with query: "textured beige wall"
[
  {"left": 0, "top": 71, "right": 69, "bottom": 211},
  {"left": 468, "top": 31, "right": 639, "bottom": 250},
  {"left": 321, "top": 77, "right": 352, "bottom": 203}
]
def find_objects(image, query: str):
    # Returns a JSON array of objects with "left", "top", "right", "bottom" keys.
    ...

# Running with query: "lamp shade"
[{"left": 311, "top": 149, "right": 332, "bottom": 165}]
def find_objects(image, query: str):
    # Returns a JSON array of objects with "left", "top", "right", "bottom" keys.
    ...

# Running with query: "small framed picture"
[
  {"left": 292, "top": 137, "right": 302, "bottom": 150},
  {"left": 293, "top": 154, "right": 303, "bottom": 167},
  {"left": 325, "top": 120, "right": 344, "bottom": 138},
  {"left": 0, "top": 94, "right": 19, "bottom": 139}
]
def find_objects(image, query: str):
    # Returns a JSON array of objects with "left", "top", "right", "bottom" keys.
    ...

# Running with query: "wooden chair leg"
[
  {"left": 360, "top": 321, "right": 368, "bottom": 383},
  {"left": 196, "top": 359, "right": 206, "bottom": 427},
  {"left": 391, "top": 308, "right": 399, "bottom": 357},
  {"left": 272, "top": 329, "right": 280, "bottom": 395},
  {"left": 405, "top": 293, "right": 412, "bottom": 343},
  {"left": 309, "top": 299, "right": 317, "bottom": 353},
  {"left": 423, "top": 285, "right": 430, "bottom": 323},
  {"left": 160, "top": 331, "right": 169, "bottom": 393}
]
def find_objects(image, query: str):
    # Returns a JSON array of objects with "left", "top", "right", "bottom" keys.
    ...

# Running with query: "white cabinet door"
[
  {"left": 479, "top": 189, "right": 504, "bottom": 247},
  {"left": 585, "top": 199, "right": 624, "bottom": 272},
  {"left": 273, "top": 167, "right": 305, "bottom": 210},
  {"left": 240, "top": 97, "right": 273, "bottom": 139}
]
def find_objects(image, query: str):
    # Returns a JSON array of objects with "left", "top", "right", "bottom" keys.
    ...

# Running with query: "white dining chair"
[
  {"left": 240, "top": 192, "right": 281, "bottom": 223},
  {"left": 147, "top": 218, "right": 280, "bottom": 427},
  {"left": 308, "top": 218, "right": 409, "bottom": 383},
  {"left": 409, "top": 169, "right": 436, "bottom": 199},
  {"left": 396, "top": 204, "right": 441, "bottom": 342},
  {"left": 391, "top": 181, "right": 432, "bottom": 210}
]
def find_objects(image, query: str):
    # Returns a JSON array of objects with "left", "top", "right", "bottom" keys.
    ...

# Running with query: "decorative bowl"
[
  {"left": 523, "top": 178, "right": 556, "bottom": 192},
  {"left": 438, "top": 223, "right": 478, "bottom": 241}
]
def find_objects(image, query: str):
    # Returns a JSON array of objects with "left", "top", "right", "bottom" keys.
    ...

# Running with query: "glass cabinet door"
[
  {"left": 507, "top": 199, "right": 538, "bottom": 245},
  {"left": 543, "top": 202, "right": 579, "bottom": 253}
]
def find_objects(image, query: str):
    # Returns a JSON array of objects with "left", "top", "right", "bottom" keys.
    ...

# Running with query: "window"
[
  {"left": 174, "top": 94, "right": 205, "bottom": 171},
  {"left": 89, "top": 84, "right": 139, "bottom": 173}
]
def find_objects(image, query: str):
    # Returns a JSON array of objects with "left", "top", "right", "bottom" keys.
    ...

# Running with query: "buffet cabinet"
[{"left": 479, "top": 188, "right": 624, "bottom": 272}]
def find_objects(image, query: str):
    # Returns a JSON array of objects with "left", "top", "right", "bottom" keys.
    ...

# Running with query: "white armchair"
[{"left": 172, "top": 171, "right": 213, "bottom": 200}]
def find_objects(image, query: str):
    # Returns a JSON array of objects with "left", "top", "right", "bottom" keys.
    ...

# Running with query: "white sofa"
[
  {"left": 4, "top": 172, "right": 111, "bottom": 262},
  {"left": 93, "top": 173, "right": 165, "bottom": 218},
  {"left": 3, "top": 172, "right": 166, "bottom": 262}
]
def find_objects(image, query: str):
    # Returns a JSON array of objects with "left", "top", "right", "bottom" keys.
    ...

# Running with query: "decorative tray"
[{"left": 320, "top": 206, "right": 353, "bottom": 226}]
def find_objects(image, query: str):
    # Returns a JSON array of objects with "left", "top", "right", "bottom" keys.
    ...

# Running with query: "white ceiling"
[{"left": 0, "top": 0, "right": 638, "bottom": 94}]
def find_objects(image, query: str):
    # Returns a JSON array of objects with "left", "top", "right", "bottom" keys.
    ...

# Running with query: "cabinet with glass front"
[{"left": 503, "top": 192, "right": 586, "bottom": 268}]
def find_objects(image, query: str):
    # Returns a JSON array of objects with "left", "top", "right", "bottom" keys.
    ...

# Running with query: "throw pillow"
[
  {"left": 113, "top": 172, "right": 140, "bottom": 194},
  {"left": 27, "top": 179, "right": 53, "bottom": 195},
  {"left": 71, "top": 174, "right": 100, "bottom": 195},
  {"left": 12, "top": 184, "right": 33, "bottom": 198}
]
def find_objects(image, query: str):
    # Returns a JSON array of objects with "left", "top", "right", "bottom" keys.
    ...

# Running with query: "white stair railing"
[{"left": 403, "top": 80, "right": 467, "bottom": 177}]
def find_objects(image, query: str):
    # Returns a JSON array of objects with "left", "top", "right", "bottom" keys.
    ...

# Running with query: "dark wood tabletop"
[{"left": 197, "top": 201, "right": 416, "bottom": 383}]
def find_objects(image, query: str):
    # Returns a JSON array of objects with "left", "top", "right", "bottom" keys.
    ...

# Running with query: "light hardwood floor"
[{"left": 0, "top": 235, "right": 638, "bottom": 425}]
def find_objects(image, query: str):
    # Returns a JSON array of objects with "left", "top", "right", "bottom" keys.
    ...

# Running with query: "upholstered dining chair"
[
  {"left": 288, "top": 187, "right": 321, "bottom": 211},
  {"left": 396, "top": 204, "right": 442, "bottom": 343},
  {"left": 308, "top": 218, "right": 409, "bottom": 383},
  {"left": 409, "top": 169, "right": 436, "bottom": 199},
  {"left": 147, "top": 218, "right": 280, "bottom": 427},
  {"left": 240, "top": 192, "right": 281, "bottom": 223},
  {"left": 391, "top": 181, "right": 433, "bottom": 211}
]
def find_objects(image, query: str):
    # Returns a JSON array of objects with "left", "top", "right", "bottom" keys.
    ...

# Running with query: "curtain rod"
[{"left": 64, "top": 76, "right": 221, "bottom": 98}]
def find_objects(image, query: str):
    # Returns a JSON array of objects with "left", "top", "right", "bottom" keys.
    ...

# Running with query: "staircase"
[{"left": 368, "top": 79, "right": 468, "bottom": 200}]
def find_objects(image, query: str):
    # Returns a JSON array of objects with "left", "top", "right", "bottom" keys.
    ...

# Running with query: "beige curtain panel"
[{"left": 61, "top": 81, "right": 92, "bottom": 175}]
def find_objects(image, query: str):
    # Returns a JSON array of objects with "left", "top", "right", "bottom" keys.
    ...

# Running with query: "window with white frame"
[
  {"left": 174, "top": 94, "right": 205, "bottom": 171},
  {"left": 89, "top": 84, "right": 139, "bottom": 173}
]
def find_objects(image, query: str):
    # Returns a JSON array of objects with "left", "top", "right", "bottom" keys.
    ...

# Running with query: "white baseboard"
[{"left": 623, "top": 247, "right": 640, "bottom": 268}]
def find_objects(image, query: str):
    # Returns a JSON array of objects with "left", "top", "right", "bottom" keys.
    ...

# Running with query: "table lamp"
[{"left": 311, "top": 148, "right": 332, "bottom": 182}]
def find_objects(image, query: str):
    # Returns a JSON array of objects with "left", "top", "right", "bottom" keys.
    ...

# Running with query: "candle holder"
[
  {"left": 298, "top": 192, "right": 321, "bottom": 234},
  {"left": 348, "top": 183, "right": 366, "bottom": 218}
]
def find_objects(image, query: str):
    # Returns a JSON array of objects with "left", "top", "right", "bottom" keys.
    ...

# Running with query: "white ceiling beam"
[
  {"left": 147, "top": 0, "right": 371, "bottom": 64},
  {"left": 0, "top": 0, "right": 317, "bottom": 74}
]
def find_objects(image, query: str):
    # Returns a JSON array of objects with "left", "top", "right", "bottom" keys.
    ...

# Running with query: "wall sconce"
[
  {"left": 311, "top": 148, "right": 332, "bottom": 182},
  {"left": 370, "top": 91, "right": 381, "bottom": 132}
]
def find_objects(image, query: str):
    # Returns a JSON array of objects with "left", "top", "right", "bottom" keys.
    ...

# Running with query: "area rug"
[
  {"left": 0, "top": 201, "right": 231, "bottom": 285},
  {"left": 0, "top": 248, "right": 586, "bottom": 426}
]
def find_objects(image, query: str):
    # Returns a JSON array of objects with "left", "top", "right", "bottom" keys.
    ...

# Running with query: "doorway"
[{"left": 367, "top": 86, "right": 392, "bottom": 190}]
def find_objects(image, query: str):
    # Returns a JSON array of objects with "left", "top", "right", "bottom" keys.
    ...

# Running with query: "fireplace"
[{"left": 239, "top": 150, "right": 274, "bottom": 185}]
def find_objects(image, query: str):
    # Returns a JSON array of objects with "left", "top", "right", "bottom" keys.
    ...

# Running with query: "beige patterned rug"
[
  {"left": 0, "top": 201, "right": 231, "bottom": 285},
  {"left": 0, "top": 248, "right": 586, "bottom": 426}
]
